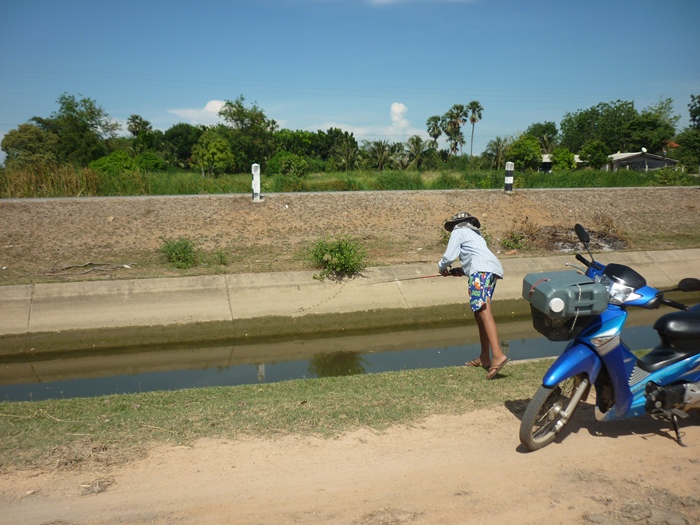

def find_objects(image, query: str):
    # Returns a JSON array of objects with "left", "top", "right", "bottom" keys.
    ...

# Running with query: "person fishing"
[{"left": 438, "top": 212, "right": 509, "bottom": 380}]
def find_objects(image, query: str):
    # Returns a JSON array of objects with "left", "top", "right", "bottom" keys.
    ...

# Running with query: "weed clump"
[
  {"left": 160, "top": 237, "right": 198, "bottom": 269},
  {"left": 308, "top": 235, "right": 367, "bottom": 280}
]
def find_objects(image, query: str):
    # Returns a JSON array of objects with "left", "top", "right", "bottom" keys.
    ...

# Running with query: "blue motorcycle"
[{"left": 519, "top": 224, "right": 700, "bottom": 451}]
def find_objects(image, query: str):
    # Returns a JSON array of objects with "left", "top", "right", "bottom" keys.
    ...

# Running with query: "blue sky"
[{"left": 1, "top": 0, "right": 699, "bottom": 163}]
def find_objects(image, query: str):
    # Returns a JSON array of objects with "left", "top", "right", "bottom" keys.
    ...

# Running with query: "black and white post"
[
  {"left": 251, "top": 163, "right": 262, "bottom": 202},
  {"left": 504, "top": 161, "right": 514, "bottom": 194}
]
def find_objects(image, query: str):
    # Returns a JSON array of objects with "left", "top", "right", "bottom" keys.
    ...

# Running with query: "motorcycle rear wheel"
[{"left": 519, "top": 374, "right": 590, "bottom": 451}]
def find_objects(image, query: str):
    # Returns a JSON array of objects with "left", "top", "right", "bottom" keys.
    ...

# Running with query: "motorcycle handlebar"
[
  {"left": 661, "top": 297, "right": 689, "bottom": 311},
  {"left": 575, "top": 254, "right": 591, "bottom": 267}
]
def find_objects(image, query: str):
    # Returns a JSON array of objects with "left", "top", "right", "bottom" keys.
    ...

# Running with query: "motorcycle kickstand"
[{"left": 671, "top": 414, "right": 687, "bottom": 448}]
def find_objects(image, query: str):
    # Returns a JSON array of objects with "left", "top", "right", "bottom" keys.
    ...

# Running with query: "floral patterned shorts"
[{"left": 468, "top": 272, "right": 498, "bottom": 312}]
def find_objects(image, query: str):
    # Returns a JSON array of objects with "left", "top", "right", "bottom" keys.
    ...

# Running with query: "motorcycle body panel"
[{"left": 534, "top": 264, "right": 699, "bottom": 421}]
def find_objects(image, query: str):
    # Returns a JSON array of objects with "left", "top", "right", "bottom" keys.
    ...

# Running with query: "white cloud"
[
  {"left": 314, "top": 102, "right": 427, "bottom": 143},
  {"left": 390, "top": 102, "right": 410, "bottom": 131},
  {"left": 167, "top": 100, "right": 226, "bottom": 125}
]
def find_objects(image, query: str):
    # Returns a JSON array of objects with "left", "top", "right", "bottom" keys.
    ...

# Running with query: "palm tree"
[
  {"left": 467, "top": 100, "right": 484, "bottom": 157},
  {"left": 126, "top": 114, "right": 152, "bottom": 137},
  {"left": 404, "top": 135, "right": 430, "bottom": 170},
  {"left": 369, "top": 140, "right": 391, "bottom": 171},
  {"left": 484, "top": 135, "right": 512, "bottom": 170},
  {"left": 426, "top": 116, "right": 442, "bottom": 147},
  {"left": 440, "top": 104, "right": 467, "bottom": 155}
]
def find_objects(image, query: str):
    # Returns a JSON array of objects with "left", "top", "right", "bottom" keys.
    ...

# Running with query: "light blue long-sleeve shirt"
[{"left": 438, "top": 224, "right": 504, "bottom": 278}]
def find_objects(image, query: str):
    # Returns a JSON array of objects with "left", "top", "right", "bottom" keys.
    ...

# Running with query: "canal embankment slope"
[{"left": 2, "top": 248, "right": 699, "bottom": 356}]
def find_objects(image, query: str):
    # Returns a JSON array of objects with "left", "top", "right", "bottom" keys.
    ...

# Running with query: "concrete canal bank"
[{"left": 1, "top": 249, "right": 699, "bottom": 356}]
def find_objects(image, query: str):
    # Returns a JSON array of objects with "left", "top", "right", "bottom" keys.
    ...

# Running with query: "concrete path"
[{"left": 2, "top": 249, "right": 698, "bottom": 353}]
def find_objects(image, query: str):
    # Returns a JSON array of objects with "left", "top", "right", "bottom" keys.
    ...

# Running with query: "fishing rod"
[{"left": 364, "top": 267, "right": 463, "bottom": 285}]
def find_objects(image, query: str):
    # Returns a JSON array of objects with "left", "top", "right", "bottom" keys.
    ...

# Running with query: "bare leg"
[
  {"left": 474, "top": 303, "right": 508, "bottom": 377},
  {"left": 474, "top": 315, "right": 492, "bottom": 368}
]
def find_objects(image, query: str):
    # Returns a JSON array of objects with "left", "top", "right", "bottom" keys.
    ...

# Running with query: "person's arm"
[{"left": 438, "top": 230, "right": 462, "bottom": 273}]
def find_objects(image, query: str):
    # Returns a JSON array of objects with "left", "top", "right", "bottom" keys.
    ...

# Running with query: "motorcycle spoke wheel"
[{"left": 519, "top": 374, "right": 589, "bottom": 451}]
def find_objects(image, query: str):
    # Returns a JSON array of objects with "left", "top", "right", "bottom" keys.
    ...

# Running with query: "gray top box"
[{"left": 522, "top": 270, "right": 609, "bottom": 319}]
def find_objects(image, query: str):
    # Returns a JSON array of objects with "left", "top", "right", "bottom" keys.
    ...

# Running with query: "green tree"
[
  {"left": 525, "top": 121, "right": 558, "bottom": 154},
  {"left": 466, "top": 100, "right": 483, "bottom": 157},
  {"left": 192, "top": 127, "right": 236, "bottom": 176},
  {"left": 30, "top": 93, "right": 119, "bottom": 165},
  {"left": 672, "top": 128, "right": 700, "bottom": 172},
  {"left": 218, "top": 95, "right": 277, "bottom": 171},
  {"left": 688, "top": 94, "right": 700, "bottom": 130},
  {"left": 440, "top": 104, "right": 467, "bottom": 155},
  {"left": 1, "top": 123, "right": 59, "bottom": 168},
  {"left": 127, "top": 114, "right": 161, "bottom": 154},
  {"left": 274, "top": 129, "right": 319, "bottom": 158},
  {"left": 404, "top": 135, "right": 432, "bottom": 170},
  {"left": 89, "top": 150, "right": 138, "bottom": 176},
  {"left": 483, "top": 135, "right": 512, "bottom": 170},
  {"left": 550, "top": 146, "right": 576, "bottom": 172},
  {"left": 627, "top": 110, "right": 676, "bottom": 154},
  {"left": 364, "top": 140, "right": 392, "bottom": 171},
  {"left": 331, "top": 132, "right": 358, "bottom": 171},
  {"left": 509, "top": 134, "right": 541, "bottom": 171},
  {"left": 267, "top": 151, "right": 309, "bottom": 178},
  {"left": 579, "top": 139, "right": 609, "bottom": 169},
  {"left": 426, "top": 115, "right": 442, "bottom": 147},
  {"left": 560, "top": 100, "right": 638, "bottom": 154},
  {"left": 163, "top": 123, "right": 204, "bottom": 169},
  {"left": 127, "top": 114, "right": 152, "bottom": 137}
]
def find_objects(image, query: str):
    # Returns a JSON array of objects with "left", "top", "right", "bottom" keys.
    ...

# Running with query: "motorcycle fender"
[{"left": 543, "top": 344, "right": 602, "bottom": 387}]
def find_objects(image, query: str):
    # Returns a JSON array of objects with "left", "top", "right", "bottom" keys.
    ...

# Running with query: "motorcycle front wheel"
[{"left": 519, "top": 374, "right": 590, "bottom": 451}]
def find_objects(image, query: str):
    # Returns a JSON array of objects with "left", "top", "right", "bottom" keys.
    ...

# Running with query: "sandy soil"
[
  {"left": 2, "top": 404, "right": 699, "bottom": 525},
  {"left": 1, "top": 187, "right": 700, "bottom": 524}
]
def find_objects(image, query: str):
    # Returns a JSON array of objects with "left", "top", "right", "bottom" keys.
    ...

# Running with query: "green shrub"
[
  {"left": 89, "top": 151, "right": 138, "bottom": 176},
  {"left": 267, "top": 151, "right": 310, "bottom": 178},
  {"left": 135, "top": 151, "right": 166, "bottom": 172},
  {"left": 159, "top": 237, "right": 198, "bottom": 269},
  {"left": 307, "top": 235, "right": 368, "bottom": 280},
  {"left": 501, "top": 231, "right": 528, "bottom": 251},
  {"left": 653, "top": 168, "right": 696, "bottom": 186}
]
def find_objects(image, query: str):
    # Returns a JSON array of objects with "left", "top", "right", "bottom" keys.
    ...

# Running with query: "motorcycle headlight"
[{"left": 601, "top": 275, "right": 640, "bottom": 305}]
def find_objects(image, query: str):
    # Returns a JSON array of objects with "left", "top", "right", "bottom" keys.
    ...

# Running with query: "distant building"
[
  {"left": 540, "top": 154, "right": 583, "bottom": 172},
  {"left": 538, "top": 150, "right": 678, "bottom": 172},
  {"left": 604, "top": 151, "right": 678, "bottom": 172}
]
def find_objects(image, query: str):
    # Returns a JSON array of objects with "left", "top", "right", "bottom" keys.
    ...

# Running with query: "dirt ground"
[
  {"left": 1, "top": 187, "right": 700, "bottom": 524},
  {"left": 1, "top": 187, "right": 699, "bottom": 285}
]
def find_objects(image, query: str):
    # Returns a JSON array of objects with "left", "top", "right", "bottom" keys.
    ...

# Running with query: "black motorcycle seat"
[
  {"left": 640, "top": 304, "right": 700, "bottom": 372},
  {"left": 653, "top": 303, "right": 700, "bottom": 340}
]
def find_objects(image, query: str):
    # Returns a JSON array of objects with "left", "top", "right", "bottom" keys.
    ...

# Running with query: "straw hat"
[{"left": 443, "top": 211, "right": 481, "bottom": 232}]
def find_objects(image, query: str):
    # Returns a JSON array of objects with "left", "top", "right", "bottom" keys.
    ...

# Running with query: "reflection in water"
[
  {"left": 309, "top": 352, "right": 367, "bottom": 378},
  {"left": 0, "top": 322, "right": 659, "bottom": 402}
]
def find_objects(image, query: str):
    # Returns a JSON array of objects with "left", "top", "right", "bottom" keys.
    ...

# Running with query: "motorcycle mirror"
[
  {"left": 574, "top": 223, "right": 590, "bottom": 244},
  {"left": 574, "top": 223, "right": 595, "bottom": 263},
  {"left": 678, "top": 277, "right": 700, "bottom": 292}
]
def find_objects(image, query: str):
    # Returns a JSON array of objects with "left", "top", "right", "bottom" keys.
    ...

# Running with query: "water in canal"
[{"left": 0, "top": 316, "right": 661, "bottom": 402}]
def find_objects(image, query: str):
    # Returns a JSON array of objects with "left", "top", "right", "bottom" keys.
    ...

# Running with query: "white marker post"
[
  {"left": 505, "top": 162, "right": 514, "bottom": 194},
  {"left": 251, "top": 163, "right": 262, "bottom": 202}
]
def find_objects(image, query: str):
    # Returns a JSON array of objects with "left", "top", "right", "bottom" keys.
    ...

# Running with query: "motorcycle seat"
[
  {"left": 653, "top": 303, "right": 700, "bottom": 341},
  {"left": 640, "top": 304, "right": 700, "bottom": 372}
]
